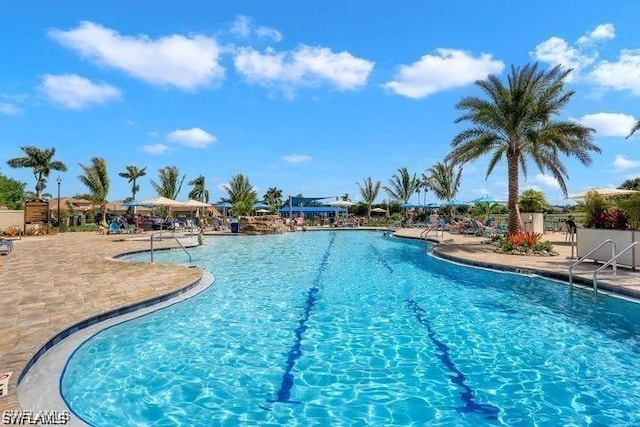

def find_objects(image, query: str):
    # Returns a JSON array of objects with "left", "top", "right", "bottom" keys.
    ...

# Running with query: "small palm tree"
[
  {"left": 7, "top": 146, "right": 67, "bottom": 200},
  {"left": 426, "top": 161, "right": 462, "bottom": 201},
  {"left": 151, "top": 166, "right": 185, "bottom": 200},
  {"left": 446, "top": 63, "right": 600, "bottom": 233},
  {"left": 78, "top": 157, "right": 110, "bottom": 224},
  {"left": 118, "top": 165, "right": 147, "bottom": 201},
  {"left": 222, "top": 174, "right": 257, "bottom": 216},
  {"left": 357, "top": 177, "right": 381, "bottom": 220},
  {"left": 383, "top": 167, "right": 419, "bottom": 204},
  {"left": 264, "top": 187, "right": 283, "bottom": 213},
  {"left": 188, "top": 175, "right": 209, "bottom": 203}
]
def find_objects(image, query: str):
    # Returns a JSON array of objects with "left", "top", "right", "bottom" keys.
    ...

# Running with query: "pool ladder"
[{"left": 149, "top": 230, "right": 192, "bottom": 263}]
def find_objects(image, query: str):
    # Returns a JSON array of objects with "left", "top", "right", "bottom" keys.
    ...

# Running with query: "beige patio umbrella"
[
  {"left": 567, "top": 188, "right": 639, "bottom": 199},
  {"left": 183, "top": 199, "right": 219, "bottom": 218},
  {"left": 139, "top": 196, "right": 187, "bottom": 231}
]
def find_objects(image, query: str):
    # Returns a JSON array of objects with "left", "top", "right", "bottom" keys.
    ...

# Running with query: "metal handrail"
[
  {"left": 593, "top": 242, "right": 640, "bottom": 293},
  {"left": 420, "top": 221, "right": 444, "bottom": 241},
  {"left": 149, "top": 231, "right": 192, "bottom": 263},
  {"left": 569, "top": 239, "right": 616, "bottom": 288}
]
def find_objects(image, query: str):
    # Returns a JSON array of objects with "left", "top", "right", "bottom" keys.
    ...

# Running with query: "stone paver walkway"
[
  {"left": 393, "top": 228, "right": 640, "bottom": 297},
  {"left": 0, "top": 232, "right": 202, "bottom": 411},
  {"left": 1, "top": 228, "right": 639, "bottom": 413}
]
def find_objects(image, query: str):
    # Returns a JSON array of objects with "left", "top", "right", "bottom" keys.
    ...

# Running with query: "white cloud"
[
  {"left": 533, "top": 173, "right": 560, "bottom": 189},
  {"left": 578, "top": 23, "right": 615, "bottom": 44},
  {"left": 142, "top": 144, "right": 171, "bottom": 155},
  {"left": 39, "top": 74, "right": 120, "bottom": 110},
  {"left": 588, "top": 49, "right": 640, "bottom": 95},
  {"left": 230, "top": 15, "right": 282, "bottom": 42},
  {"left": 234, "top": 45, "right": 373, "bottom": 96},
  {"left": 576, "top": 112, "right": 637, "bottom": 137},
  {"left": 256, "top": 26, "right": 282, "bottom": 42},
  {"left": 0, "top": 102, "right": 22, "bottom": 115},
  {"left": 531, "top": 37, "right": 594, "bottom": 79},
  {"left": 166, "top": 127, "right": 216, "bottom": 148},
  {"left": 383, "top": 48, "right": 504, "bottom": 99},
  {"left": 230, "top": 16, "right": 251, "bottom": 38},
  {"left": 613, "top": 154, "right": 640, "bottom": 170},
  {"left": 283, "top": 154, "right": 311, "bottom": 163},
  {"left": 532, "top": 24, "right": 616, "bottom": 80},
  {"left": 49, "top": 21, "right": 224, "bottom": 90}
]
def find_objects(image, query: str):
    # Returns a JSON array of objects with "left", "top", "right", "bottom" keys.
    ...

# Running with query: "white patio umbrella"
[
  {"left": 567, "top": 188, "right": 639, "bottom": 199},
  {"left": 326, "top": 199, "right": 356, "bottom": 217}
]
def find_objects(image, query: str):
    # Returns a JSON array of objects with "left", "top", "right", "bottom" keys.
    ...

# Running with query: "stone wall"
[{"left": 238, "top": 215, "right": 287, "bottom": 234}]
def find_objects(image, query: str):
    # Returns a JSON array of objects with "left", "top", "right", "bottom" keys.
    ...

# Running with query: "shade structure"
[
  {"left": 139, "top": 196, "right": 187, "bottom": 207},
  {"left": 326, "top": 199, "right": 356, "bottom": 216},
  {"left": 255, "top": 208, "right": 269, "bottom": 214},
  {"left": 216, "top": 201, "right": 232, "bottom": 208},
  {"left": 253, "top": 202, "right": 269, "bottom": 209},
  {"left": 424, "top": 202, "right": 442, "bottom": 209},
  {"left": 183, "top": 199, "right": 211, "bottom": 208},
  {"left": 400, "top": 203, "right": 421, "bottom": 209},
  {"left": 183, "top": 199, "right": 220, "bottom": 218},
  {"left": 470, "top": 195, "right": 505, "bottom": 204},
  {"left": 567, "top": 188, "right": 639, "bottom": 199},
  {"left": 441, "top": 199, "right": 469, "bottom": 207},
  {"left": 371, "top": 207, "right": 387, "bottom": 213}
]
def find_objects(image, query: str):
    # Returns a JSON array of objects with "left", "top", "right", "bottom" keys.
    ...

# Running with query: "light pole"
[{"left": 56, "top": 176, "right": 61, "bottom": 229}]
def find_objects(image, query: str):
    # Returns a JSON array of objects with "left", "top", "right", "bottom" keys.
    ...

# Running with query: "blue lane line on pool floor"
[
  {"left": 406, "top": 299, "right": 500, "bottom": 421},
  {"left": 269, "top": 233, "right": 337, "bottom": 405},
  {"left": 371, "top": 246, "right": 393, "bottom": 273}
]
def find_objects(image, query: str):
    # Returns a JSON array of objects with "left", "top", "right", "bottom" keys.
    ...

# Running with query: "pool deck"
[{"left": 1, "top": 228, "right": 639, "bottom": 412}]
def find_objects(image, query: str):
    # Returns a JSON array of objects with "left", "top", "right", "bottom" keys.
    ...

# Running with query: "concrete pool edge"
[{"left": 17, "top": 270, "right": 215, "bottom": 426}]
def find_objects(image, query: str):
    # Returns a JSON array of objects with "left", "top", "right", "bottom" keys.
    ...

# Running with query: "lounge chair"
[
  {"left": 107, "top": 221, "right": 121, "bottom": 234},
  {"left": 0, "top": 239, "right": 13, "bottom": 254}
]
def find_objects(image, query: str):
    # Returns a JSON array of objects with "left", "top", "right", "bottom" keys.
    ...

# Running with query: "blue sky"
[{"left": 2, "top": 1, "right": 639, "bottom": 206}]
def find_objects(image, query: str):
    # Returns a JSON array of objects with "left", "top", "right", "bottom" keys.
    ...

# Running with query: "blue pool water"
[{"left": 61, "top": 231, "right": 640, "bottom": 426}]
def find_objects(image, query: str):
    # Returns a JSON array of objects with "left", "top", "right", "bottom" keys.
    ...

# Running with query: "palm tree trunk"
[{"left": 507, "top": 156, "right": 521, "bottom": 234}]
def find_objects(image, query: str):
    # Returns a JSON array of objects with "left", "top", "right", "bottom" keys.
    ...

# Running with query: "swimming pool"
[{"left": 61, "top": 231, "right": 640, "bottom": 425}]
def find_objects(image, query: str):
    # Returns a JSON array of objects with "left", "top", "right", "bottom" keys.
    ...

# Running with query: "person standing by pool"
[{"left": 566, "top": 215, "right": 577, "bottom": 234}]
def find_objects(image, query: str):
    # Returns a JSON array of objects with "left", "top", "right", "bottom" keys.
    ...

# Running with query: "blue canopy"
[
  {"left": 441, "top": 199, "right": 469, "bottom": 207},
  {"left": 253, "top": 202, "right": 269, "bottom": 209},
  {"left": 216, "top": 201, "right": 232, "bottom": 208},
  {"left": 470, "top": 195, "right": 504, "bottom": 204}
]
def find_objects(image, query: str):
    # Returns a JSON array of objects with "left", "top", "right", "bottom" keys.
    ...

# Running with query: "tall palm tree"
[
  {"left": 446, "top": 63, "right": 600, "bottom": 233},
  {"left": 118, "top": 165, "right": 147, "bottom": 201},
  {"left": 383, "top": 167, "right": 419, "bottom": 204},
  {"left": 426, "top": 161, "right": 462, "bottom": 201},
  {"left": 263, "top": 187, "right": 283, "bottom": 213},
  {"left": 357, "top": 177, "right": 381, "bottom": 219},
  {"left": 187, "top": 175, "right": 209, "bottom": 217},
  {"left": 418, "top": 173, "right": 432, "bottom": 205},
  {"left": 7, "top": 146, "right": 67, "bottom": 200},
  {"left": 150, "top": 166, "right": 185, "bottom": 200},
  {"left": 222, "top": 174, "right": 257, "bottom": 216},
  {"left": 78, "top": 157, "right": 110, "bottom": 224}
]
